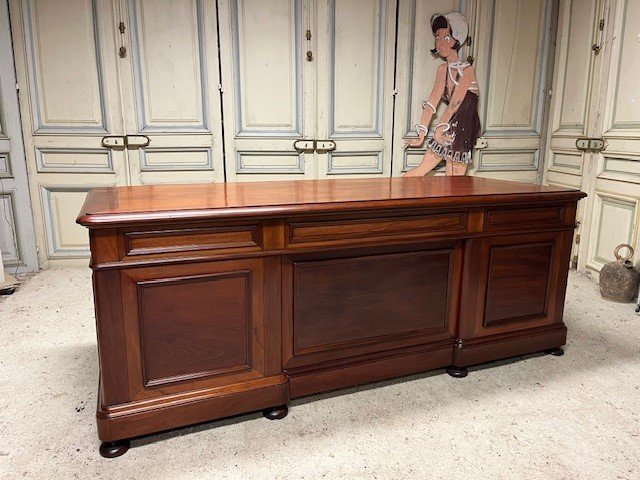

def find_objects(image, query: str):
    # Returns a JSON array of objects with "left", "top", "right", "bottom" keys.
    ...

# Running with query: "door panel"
[
  {"left": 219, "top": 0, "right": 315, "bottom": 181},
  {"left": 471, "top": 0, "right": 553, "bottom": 183},
  {"left": 315, "top": 0, "right": 395, "bottom": 178},
  {"left": 121, "top": 0, "right": 225, "bottom": 185},
  {"left": 283, "top": 244, "right": 461, "bottom": 370},
  {"left": 467, "top": 231, "right": 568, "bottom": 338},
  {"left": 219, "top": 0, "right": 396, "bottom": 181},
  {"left": 120, "top": 258, "right": 273, "bottom": 400},
  {"left": 10, "top": 0, "right": 126, "bottom": 266},
  {"left": 0, "top": 0, "right": 38, "bottom": 271},
  {"left": 544, "top": 0, "right": 640, "bottom": 279}
]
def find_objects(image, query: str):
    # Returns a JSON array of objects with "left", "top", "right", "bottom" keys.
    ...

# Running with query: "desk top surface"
[{"left": 77, "top": 176, "right": 585, "bottom": 227}]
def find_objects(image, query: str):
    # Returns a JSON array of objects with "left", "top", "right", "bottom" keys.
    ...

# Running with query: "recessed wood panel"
[
  {"left": 485, "top": 206, "right": 564, "bottom": 231},
  {"left": 42, "top": 187, "right": 90, "bottom": 257},
  {"left": 288, "top": 213, "right": 466, "bottom": 247},
  {"left": 485, "top": 0, "right": 546, "bottom": 133},
  {"left": 484, "top": 243, "right": 553, "bottom": 325},
  {"left": 0, "top": 194, "right": 19, "bottom": 264},
  {"left": 25, "top": 0, "right": 106, "bottom": 131},
  {"left": 611, "top": 0, "right": 640, "bottom": 130},
  {"left": 138, "top": 272, "right": 251, "bottom": 386},
  {"left": 140, "top": 149, "right": 213, "bottom": 172},
  {"left": 36, "top": 148, "right": 113, "bottom": 173},
  {"left": 293, "top": 250, "right": 452, "bottom": 353},
  {"left": 591, "top": 194, "right": 635, "bottom": 265},
  {"left": 557, "top": 0, "right": 596, "bottom": 131},
  {"left": 0, "top": 154, "right": 10, "bottom": 177},
  {"left": 233, "top": 0, "right": 301, "bottom": 135},
  {"left": 331, "top": 0, "right": 384, "bottom": 136},
  {"left": 129, "top": 0, "right": 207, "bottom": 131},
  {"left": 124, "top": 225, "right": 260, "bottom": 257}
]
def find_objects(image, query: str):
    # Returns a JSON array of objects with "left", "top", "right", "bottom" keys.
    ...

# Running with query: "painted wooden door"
[
  {"left": 579, "top": 0, "right": 640, "bottom": 279},
  {"left": 393, "top": 0, "right": 555, "bottom": 182},
  {"left": 9, "top": 0, "right": 128, "bottom": 267},
  {"left": 218, "top": 0, "right": 397, "bottom": 181},
  {"left": 544, "top": 0, "right": 640, "bottom": 279},
  {"left": 0, "top": 0, "right": 38, "bottom": 272},
  {"left": 118, "top": 0, "right": 225, "bottom": 185}
]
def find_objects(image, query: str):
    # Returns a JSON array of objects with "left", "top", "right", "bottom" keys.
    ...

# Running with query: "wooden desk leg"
[
  {"left": 99, "top": 440, "right": 130, "bottom": 458},
  {"left": 545, "top": 347, "right": 565, "bottom": 356},
  {"left": 445, "top": 366, "right": 469, "bottom": 378},
  {"left": 263, "top": 405, "right": 289, "bottom": 420}
]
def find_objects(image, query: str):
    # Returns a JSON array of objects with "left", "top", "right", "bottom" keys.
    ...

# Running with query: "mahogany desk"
[{"left": 77, "top": 176, "right": 585, "bottom": 457}]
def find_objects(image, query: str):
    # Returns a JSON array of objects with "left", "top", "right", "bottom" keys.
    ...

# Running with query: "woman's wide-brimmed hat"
[{"left": 430, "top": 12, "right": 469, "bottom": 45}]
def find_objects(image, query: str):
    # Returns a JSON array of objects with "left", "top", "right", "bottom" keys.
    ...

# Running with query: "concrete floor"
[{"left": 0, "top": 268, "right": 639, "bottom": 480}]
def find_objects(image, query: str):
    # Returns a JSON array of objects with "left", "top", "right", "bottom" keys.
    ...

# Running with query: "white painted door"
[
  {"left": 547, "top": 0, "right": 640, "bottom": 279},
  {"left": 9, "top": 0, "right": 127, "bottom": 267},
  {"left": 218, "top": 0, "right": 397, "bottom": 181},
  {"left": 393, "top": 0, "right": 555, "bottom": 182},
  {"left": 119, "top": 0, "right": 225, "bottom": 185},
  {"left": 0, "top": 0, "right": 38, "bottom": 272}
]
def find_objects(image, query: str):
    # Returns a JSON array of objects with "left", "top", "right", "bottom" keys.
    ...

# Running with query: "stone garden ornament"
[{"left": 405, "top": 12, "right": 481, "bottom": 177}]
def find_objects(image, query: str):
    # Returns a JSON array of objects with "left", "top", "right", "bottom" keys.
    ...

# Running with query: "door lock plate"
[
  {"left": 576, "top": 137, "right": 606, "bottom": 152},
  {"left": 315, "top": 140, "right": 336, "bottom": 152},
  {"left": 101, "top": 136, "right": 126, "bottom": 148},
  {"left": 293, "top": 140, "right": 315, "bottom": 152}
]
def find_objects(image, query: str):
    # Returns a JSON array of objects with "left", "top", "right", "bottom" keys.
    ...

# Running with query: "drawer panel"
[
  {"left": 123, "top": 224, "right": 261, "bottom": 258},
  {"left": 287, "top": 213, "right": 466, "bottom": 247},
  {"left": 485, "top": 206, "right": 565, "bottom": 231}
]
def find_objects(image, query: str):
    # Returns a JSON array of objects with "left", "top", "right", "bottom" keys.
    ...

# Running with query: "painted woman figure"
[{"left": 405, "top": 12, "right": 481, "bottom": 176}]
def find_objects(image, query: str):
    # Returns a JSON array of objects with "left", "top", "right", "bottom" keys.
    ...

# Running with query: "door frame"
[{"left": 0, "top": 0, "right": 38, "bottom": 272}]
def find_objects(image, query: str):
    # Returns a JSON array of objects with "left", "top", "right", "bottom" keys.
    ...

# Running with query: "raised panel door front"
[
  {"left": 465, "top": 231, "right": 571, "bottom": 339},
  {"left": 120, "top": 258, "right": 278, "bottom": 400},
  {"left": 283, "top": 245, "right": 461, "bottom": 370}
]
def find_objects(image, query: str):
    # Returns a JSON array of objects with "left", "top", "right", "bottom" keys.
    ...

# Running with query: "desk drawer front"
[
  {"left": 485, "top": 206, "right": 565, "bottom": 231},
  {"left": 123, "top": 225, "right": 261, "bottom": 258},
  {"left": 288, "top": 213, "right": 466, "bottom": 247}
]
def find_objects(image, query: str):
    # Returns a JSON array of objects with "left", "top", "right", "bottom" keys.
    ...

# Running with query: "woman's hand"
[{"left": 404, "top": 134, "right": 426, "bottom": 149}]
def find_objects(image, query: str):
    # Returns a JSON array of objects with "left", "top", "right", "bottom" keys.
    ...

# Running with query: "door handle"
[
  {"left": 293, "top": 139, "right": 315, "bottom": 152},
  {"left": 315, "top": 140, "right": 336, "bottom": 152},
  {"left": 101, "top": 136, "right": 126, "bottom": 149},
  {"left": 126, "top": 135, "right": 150, "bottom": 148}
]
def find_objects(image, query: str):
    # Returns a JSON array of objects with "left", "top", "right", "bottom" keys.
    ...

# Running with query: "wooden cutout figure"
[{"left": 404, "top": 12, "right": 481, "bottom": 177}]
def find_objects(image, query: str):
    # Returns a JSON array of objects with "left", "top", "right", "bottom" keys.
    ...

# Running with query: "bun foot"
[
  {"left": 446, "top": 366, "right": 468, "bottom": 378},
  {"left": 99, "top": 440, "right": 130, "bottom": 458},
  {"left": 263, "top": 405, "right": 288, "bottom": 420},
  {"left": 545, "top": 347, "right": 564, "bottom": 356}
]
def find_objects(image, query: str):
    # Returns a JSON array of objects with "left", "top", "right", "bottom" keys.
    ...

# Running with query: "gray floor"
[{"left": 1, "top": 268, "right": 639, "bottom": 480}]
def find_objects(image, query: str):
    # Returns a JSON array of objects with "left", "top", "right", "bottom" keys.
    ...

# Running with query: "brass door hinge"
[
  {"left": 571, "top": 255, "right": 578, "bottom": 269},
  {"left": 575, "top": 234, "right": 581, "bottom": 244}
]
